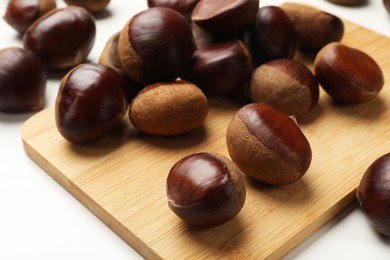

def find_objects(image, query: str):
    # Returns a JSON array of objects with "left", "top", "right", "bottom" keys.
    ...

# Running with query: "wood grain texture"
[{"left": 22, "top": 20, "right": 390, "bottom": 259}]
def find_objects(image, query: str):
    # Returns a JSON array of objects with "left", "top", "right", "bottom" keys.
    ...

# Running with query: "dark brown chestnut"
[
  {"left": 181, "top": 39, "right": 252, "bottom": 97},
  {"left": 129, "top": 80, "right": 208, "bottom": 136},
  {"left": 63, "top": 0, "right": 111, "bottom": 13},
  {"left": 384, "top": 0, "right": 390, "bottom": 14},
  {"left": 192, "top": 0, "right": 259, "bottom": 36},
  {"left": 55, "top": 63, "right": 127, "bottom": 144},
  {"left": 99, "top": 31, "right": 144, "bottom": 101},
  {"left": 3, "top": 0, "right": 56, "bottom": 34},
  {"left": 281, "top": 2, "right": 344, "bottom": 52},
  {"left": 226, "top": 103, "right": 312, "bottom": 185},
  {"left": 118, "top": 7, "right": 196, "bottom": 85},
  {"left": 147, "top": 0, "right": 200, "bottom": 22},
  {"left": 314, "top": 42, "right": 384, "bottom": 104},
  {"left": 250, "top": 59, "right": 319, "bottom": 119},
  {"left": 167, "top": 152, "right": 246, "bottom": 227},
  {"left": 23, "top": 6, "right": 96, "bottom": 70},
  {"left": 244, "top": 6, "right": 296, "bottom": 66},
  {"left": 0, "top": 47, "right": 46, "bottom": 112},
  {"left": 357, "top": 153, "right": 390, "bottom": 236}
]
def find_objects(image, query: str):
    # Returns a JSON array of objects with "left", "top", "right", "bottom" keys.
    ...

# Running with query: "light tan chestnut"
[
  {"left": 314, "top": 42, "right": 384, "bottom": 103},
  {"left": 250, "top": 59, "right": 319, "bottom": 119},
  {"left": 281, "top": 3, "right": 344, "bottom": 51},
  {"left": 129, "top": 80, "right": 208, "bottom": 136},
  {"left": 226, "top": 103, "right": 312, "bottom": 185}
]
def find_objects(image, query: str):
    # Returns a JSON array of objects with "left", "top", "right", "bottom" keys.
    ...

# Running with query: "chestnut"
[
  {"left": 250, "top": 59, "right": 319, "bottom": 119},
  {"left": 147, "top": 0, "right": 200, "bottom": 22},
  {"left": 244, "top": 6, "right": 296, "bottom": 66},
  {"left": 55, "top": 63, "right": 127, "bottom": 144},
  {"left": 226, "top": 103, "right": 312, "bottom": 185},
  {"left": 357, "top": 153, "right": 390, "bottom": 236},
  {"left": 118, "top": 7, "right": 196, "bottom": 85},
  {"left": 384, "top": 0, "right": 390, "bottom": 14},
  {"left": 0, "top": 47, "right": 46, "bottom": 112},
  {"left": 181, "top": 39, "right": 252, "bottom": 97},
  {"left": 3, "top": 0, "right": 56, "bottom": 34},
  {"left": 63, "top": 0, "right": 111, "bottom": 13},
  {"left": 23, "top": 6, "right": 96, "bottom": 70},
  {"left": 281, "top": 2, "right": 344, "bottom": 52},
  {"left": 99, "top": 31, "right": 144, "bottom": 101},
  {"left": 192, "top": 0, "right": 259, "bottom": 36},
  {"left": 314, "top": 42, "right": 384, "bottom": 104},
  {"left": 129, "top": 80, "right": 208, "bottom": 136},
  {"left": 167, "top": 152, "right": 246, "bottom": 227}
]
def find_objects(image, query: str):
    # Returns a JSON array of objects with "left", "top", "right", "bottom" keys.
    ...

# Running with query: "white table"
[{"left": 1, "top": 1, "right": 389, "bottom": 259}]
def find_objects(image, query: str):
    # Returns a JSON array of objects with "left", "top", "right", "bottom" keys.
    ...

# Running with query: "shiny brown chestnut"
[
  {"left": 181, "top": 39, "right": 252, "bottom": 97},
  {"left": 99, "top": 31, "right": 144, "bottom": 101},
  {"left": 244, "top": 6, "right": 295, "bottom": 66},
  {"left": 192, "top": 0, "right": 259, "bottom": 36},
  {"left": 147, "top": 0, "right": 200, "bottom": 22},
  {"left": 250, "top": 59, "right": 319, "bottom": 119},
  {"left": 23, "top": 6, "right": 96, "bottom": 70},
  {"left": 226, "top": 103, "right": 312, "bottom": 185},
  {"left": 281, "top": 3, "right": 344, "bottom": 52},
  {"left": 0, "top": 47, "right": 46, "bottom": 112},
  {"left": 63, "top": 0, "right": 111, "bottom": 13},
  {"left": 167, "top": 152, "right": 246, "bottom": 227},
  {"left": 118, "top": 7, "right": 196, "bottom": 85},
  {"left": 129, "top": 80, "right": 208, "bottom": 136},
  {"left": 384, "top": 0, "right": 390, "bottom": 14},
  {"left": 314, "top": 42, "right": 384, "bottom": 104},
  {"left": 55, "top": 63, "right": 127, "bottom": 144},
  {"left": 3, "top": 0, "right": 56, "bottom": 34},
  {"left": 357, "top": 153, "right": 390, "bottom": 236}
]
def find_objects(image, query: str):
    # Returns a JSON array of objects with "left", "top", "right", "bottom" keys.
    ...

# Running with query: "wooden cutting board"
[{"left": 22, "top": 20, "right": 390, "bottom": 259}]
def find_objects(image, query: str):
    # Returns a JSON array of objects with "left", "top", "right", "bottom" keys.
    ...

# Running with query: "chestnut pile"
[
  {"left": 1, "top": 0, "right": 389, "bottom": 231},
  {"left": 0, "top": 1, "right": 98, "bottom": 112}
]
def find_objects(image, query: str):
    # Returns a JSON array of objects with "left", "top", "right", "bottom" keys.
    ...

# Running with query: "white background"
[{"left": 1, "top": 0, "right": 390, "bottom": 259}]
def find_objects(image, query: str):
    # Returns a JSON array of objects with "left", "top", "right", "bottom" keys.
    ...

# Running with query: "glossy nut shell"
[
  {"left": 192, "top": 0, "right": 259, "bottom": 36},
  {"left": 118, "top": 7, "right": 196, "bottom": 85},
  {"left": 314, "top": 42, "right": 384, "bottom": 103},
  {"left": 0, "top": 47, "right": 46, "bottom": 112},
  {"left": 3, "top": 0, "right": 56, "bottom": 34},
  {"left": 167, "top": 152, "right": 246, "bottom": 227},
  {"left": 182, "top": 39, "right": 252, "bottom": 97},
  {"left": 357, "top": 153, "right": 390, "bottom": 236},
  {"left": 244, "top": 6, "right": 296, "bottom": 65},
  {"left": 147, "top": 0, "right": 200, "bottom": 21},
  {"left": 55, "top": 63, "right": 127, "bottom": 144},
  {"left": 226, "top": 103, "right": 312, "bottom": 185},
  {"left": 23, "top": 6, "right": 96, "bottom": 69}
]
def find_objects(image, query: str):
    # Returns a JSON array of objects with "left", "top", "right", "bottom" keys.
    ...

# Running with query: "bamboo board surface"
[{"left": 22, "top": 20, "right": 390, "bottom": 259}]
